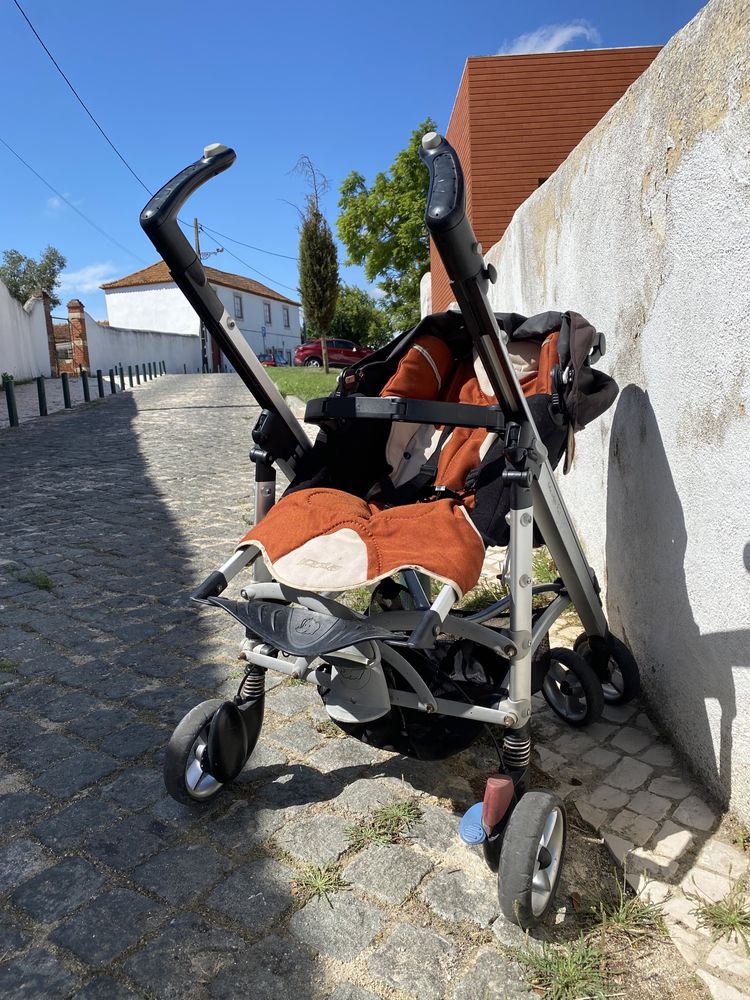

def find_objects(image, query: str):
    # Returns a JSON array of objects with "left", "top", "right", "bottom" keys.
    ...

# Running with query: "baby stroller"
[{"left": 140, "top": 134, "right": 639, "bottom": 928}]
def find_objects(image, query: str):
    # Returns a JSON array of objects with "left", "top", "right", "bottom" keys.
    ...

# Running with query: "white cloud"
[
  {"left": 45, "top": 192, "right": 81, "bottom": 215},
  {"left": 58, "top": 262, "right": 120, "bottom": 295},
  {"left": 498, "top": 20, "right": 601, "bottom": 55}
]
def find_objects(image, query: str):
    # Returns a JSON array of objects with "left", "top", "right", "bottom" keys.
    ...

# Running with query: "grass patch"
[
  {"left": 10, "top": 567, "right": 55, "bottom": 591},
  {"left": 286, "top": 676, "right": 306, "bottom": 687},
  {"left": 337, "top": 586, "right": 372, "bottom": 613},
  {"left": 315, "top": 718, "right": 345, "bottom": 739},
  {"left": 457, "top": 578, "right": 508, "bottom": 614},
  {"left": 533, "top": 546, "right": 558, "bottom": 584},
  {"left": 0, "top": 658, "right": 19, "bottom": 672},
  {"left": 690, "top": 877, "right": 750, "bottom": 951},
  {"left": 594, "top": 873, "right": 666, "bottom": 940},
  {"left": 519, "top": 935, "right": 609, "bottom": 1000},
  {"left": 292, "top": 862, "right": 348, "bottom": 904},
  {"left": 347, "top": 799, "right": 422, "bottom": 851},
  {"left": 265, "top": 367, "right": 338, "bottom": 402}
]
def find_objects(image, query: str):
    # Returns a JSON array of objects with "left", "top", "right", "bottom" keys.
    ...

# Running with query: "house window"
[
  {"left": 233, "top": 294, "right": 244, "bottom": 319},
  {"left": 263, "top": 302, "right": 272, "bottom": 325},
  {"left": 283, "top": 306, "right": 290, "bottom": 328}
]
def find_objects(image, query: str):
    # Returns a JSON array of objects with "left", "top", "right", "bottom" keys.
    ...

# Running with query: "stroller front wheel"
[
  {"left": 164, "top": 699, "right": 226, "bottom": 805},
  {"left": 541, "top": 647, "right": 604, "bottom": 726},
  {"left": 497, "top": 791, "right": 567, "bottom": 928},
  {"left": 574, "top": 633, "right": 640, "bottom": 705}
]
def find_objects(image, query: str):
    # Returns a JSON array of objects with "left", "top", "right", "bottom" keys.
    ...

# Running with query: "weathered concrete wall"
[
  {"left": 477, "top": 0, "right": 750, "bottom": 818},
  {"left": 84, "top": 311, "right": 202, "bottom": 374},
  {"left": 0, "top": 281, "right": 52, "bottom": 380}
]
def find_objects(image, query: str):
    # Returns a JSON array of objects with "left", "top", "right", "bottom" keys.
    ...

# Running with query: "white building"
[{"left": 101, "top": 262, "right": 301, "bottom": 369}]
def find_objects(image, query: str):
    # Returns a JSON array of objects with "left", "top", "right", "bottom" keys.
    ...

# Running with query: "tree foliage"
[
  {"left": 337, "top": 118, "right": 436, "bottom": 333},
  {"left": 0, "top": 246, "right": 66, "bottom": 308},
  {"left": 297, "top": 156, "right": 339, "bottom": 372},
  {"left": 329, "top": 284, "right": 389, "bottom": 349}
]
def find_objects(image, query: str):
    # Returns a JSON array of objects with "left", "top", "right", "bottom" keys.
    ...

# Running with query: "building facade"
[
  {"left": 101, "top": 262, "right": 301, "bottom": 369},
  {"left": 430, "top": 46, "right": 661, "bottom": 311}
]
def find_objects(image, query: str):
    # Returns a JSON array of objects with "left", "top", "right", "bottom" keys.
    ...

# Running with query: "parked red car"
[{"left": 294, "top": 339, "right": 373, "bottom": 368}]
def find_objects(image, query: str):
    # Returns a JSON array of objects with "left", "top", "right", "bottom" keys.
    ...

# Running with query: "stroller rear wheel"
[
  {"left": 498, "top": 790, "right": 567, "bottom": 927},
  {"left": 164, "top": 699, "right": 226, "bottom": 804},
  {"left": 574, "top": 633, "right": 640, "bottom": 705},
  {"left": 541, "top": 647, "right": 603, "bottom": 726}
]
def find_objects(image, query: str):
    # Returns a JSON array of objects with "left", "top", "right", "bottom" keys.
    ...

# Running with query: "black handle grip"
[{"left": 419, "top": 132, "right": 486, "bottom": 284}]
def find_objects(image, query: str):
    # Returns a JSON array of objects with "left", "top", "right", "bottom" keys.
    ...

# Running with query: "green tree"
[
  {"left": 337, "top": 118, "right": 436, "bottom": 333},
  {"left": 297, "top": 156, "right": 339, "bottom": 373},
  {"left": 329, "top": 284, "right": 389, "bottom": 349},
  {"left": 0, "top": 246, "right": 66, "bottom": 308}
]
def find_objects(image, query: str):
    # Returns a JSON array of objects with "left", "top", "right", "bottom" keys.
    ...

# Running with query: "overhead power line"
[
  {"left": 12, "top": 0, "right": 152, "bottom": 196},
  {"left": 198, "top": 230, "right": 300, "bottom": 295},
  {"left": 198, "top": 223, "right": 298, "bottom": 261},
  {"left": 0, "top": 135, "right": 148, "bottom": 264}
]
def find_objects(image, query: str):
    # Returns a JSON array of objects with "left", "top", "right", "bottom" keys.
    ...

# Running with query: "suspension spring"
[
  {"left": 502, "top": 731, "right": 531, "bottom": 770},
  {"left": 238, "top": 666, "right": 265, "bottom": 700}
]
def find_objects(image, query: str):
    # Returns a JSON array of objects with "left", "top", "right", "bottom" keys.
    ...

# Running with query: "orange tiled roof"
[{"left": 101, "top": 261, "right": 299, "bottom": 306}]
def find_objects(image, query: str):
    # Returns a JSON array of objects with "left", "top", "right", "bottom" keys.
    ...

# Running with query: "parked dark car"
[{"left": 294, "top": 339, "right": 373, "bottom": 368}]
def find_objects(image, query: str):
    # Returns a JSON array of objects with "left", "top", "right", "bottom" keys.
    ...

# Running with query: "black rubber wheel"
[
  {"left": 542, "top": 647, "right": 604, "bottom": 726},
  {"left": 574, "top": 633, "right": 640, "bottom": 705},
  {"left": 164, "top": 699, "right": 225, "bottom": 805},
  {"left": 498, "top": 790, "right": 567, "bottom": 928}
]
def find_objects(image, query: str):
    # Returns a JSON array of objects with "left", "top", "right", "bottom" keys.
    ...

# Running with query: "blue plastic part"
[{"left": 459, "top": 801, "right": 486, "bottom": 845}]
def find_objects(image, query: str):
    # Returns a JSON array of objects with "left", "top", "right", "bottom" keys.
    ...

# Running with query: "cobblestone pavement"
[{"left": 0, "top": 374, "right": 736, "bottom": 999}]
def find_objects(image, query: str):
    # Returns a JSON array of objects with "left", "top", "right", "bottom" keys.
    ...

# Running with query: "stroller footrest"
[{"left": 207, "top": 598, "right": 394, "bottom": 656}]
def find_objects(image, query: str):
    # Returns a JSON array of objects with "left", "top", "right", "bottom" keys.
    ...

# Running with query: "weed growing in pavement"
[
  {"left": 292, "top": 862, "right": 349, "bottom": 905},
  {"left": 347, "top": 800, "right": 423, "bottom": 851},
  {"left": 689, "top": 877, "right": 750, "bottom": 952},
  {"left": 10, "top": 567, "right": 55, "bottom": 591}
]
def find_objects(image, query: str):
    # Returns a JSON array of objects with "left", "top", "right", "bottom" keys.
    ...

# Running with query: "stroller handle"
[{"left": 419, "top": 132, "right": 486, "bottom": 284}]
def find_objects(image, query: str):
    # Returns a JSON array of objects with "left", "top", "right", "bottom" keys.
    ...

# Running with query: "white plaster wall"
[
  {"left": 85, "top": 312, "right": 202, "bottom": 374},
  {"left": 104, "top": 284, "right": 200, "bottom": 335},
  {"left": 214, "top": 285, "right": 301, "bottom": 366},
  {"left": 476, "top": 0, "right": 750, "bottom": 817},
  {"left": 420, "top": 271, "right": 432, "bottom": 319},
  {"left": 0, "top": 281, "right": 51, "bottom": 380}
]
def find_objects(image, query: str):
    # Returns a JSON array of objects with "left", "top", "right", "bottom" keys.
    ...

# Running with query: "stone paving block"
[
  {"left": 0, "top": 791, "right": 50, "bottom": 829},
  {"left": 42, "top": 689, "right": 103, "bottom": 723},
  {"left": 66, "top": 704, "right": 138, "bottom": 741},
  {"left": 274, "top": 811, "right": 351, "bottom": 864},
  {"left": 697, "top": 840, "right": 750, "bottom": 879},
  {"left": 576, "top": 800, "right": 608, "bottom": 830},
  {"left": 204, "top": 800, "right": 292, "bottom": 853},
  {"left": 34, "top": 749, "right": 120, "bottom": 797},
  {"left": 584, "top": 783, "right": 631, "bottom": 811},
  {"left": 0, "top": 948, "right": 80, "bottom": 999},
  {"left": 533, "top": 745, "right": 568, "bottom": 774},
  {"left": 124, "top": 912, "right": 246, "bottom": 998},
  {"left": 236, "top": 739, "right": 289, "bottom": 773},
  {"left": 289, "top": 892, "right": 383, "bottom": 959},
  {"left": 267, "top": 719, "right": 324, "bottom": 755},
  {"left": 602, "top": 702, "right": 639, "bottom": 724},
  {"left": 639, "top": 743, "right": 676, "bottom": 768},
  {"left": 100, "top": 768, "right": 164, "bottom": 810},
  {"left": 206, "top": 857, "right": 294, "bottom": 929},
  {"left": 208, "top": 932, "right": 323, "bottom": 999},
  {"left": 72, "top": 976, "right": 141, "bottom": 1000},
  {"left": 649, "top": 775, "right": 693, "bottom": 800},
  {"left": 683, "top": 867, "right": 733, "bottom": 903},
  {"left": 450, "top": 946, "right": 532, "bottom": 999},
  {"left": 628, "top": 789, "right": 673, "bottom": 822},
  {"left": 628, "top": 846, "right": 679, "bottom": 882},
  {"left": 333, "top": 775, "right": 416, "bottom": 815},
  {"left": 8, "top": 731, "right": 83, "bottom": 773},
  {"left": 12, "top": 856, "right": 106, "bottom": 922},
  {"left": 369, "top": 922, "right": 456, "bottom": 1000},
  {"left": 604, "top": 757, "right": 653, "bottom": 791},
  {"left": 328, "top": 986, "right": 381, "bottom": 1000},
  {"left": 610, "top": 809, "right": 659, "bottom": 846},
  {"left": 634, "top": 712, "right": 658, "bottom": 735},
  {"left": 85, "top": 812, "right": 172, "bottom": 870},
  {"left": 652, "top": 820, "right": 694, "bottom": 862},
  {"left": 422, "top": 868, "right": 499, "bottom": 927},
  {"left": 0, "top": 838, "right": 50, "bottom": 892},
  {"left": 553, "top": 731, "right": 596, "bottom": 756},
  {"left": 105, "top": 722, "right": 168, "bottom": 758},
  {"left": 251, "top": 763, "right": 340, "bottom": 810},
  {"left": 611, "top": 726, "right": 654, "bottom": 755},
  {"left": 50, "top": 888, "right": 165, "bottom": 965},
  {"left": 308, "top": 737, "right": 385, "bottom": 774},
  {"left": 34, "top": 796, "right": 120, "bottom": 850},
  {"left": 266, "top": 683, "right": 314, "bottom": 717},
  {"left": 581, "top": 747, "right": 621, "bottom": 770},
  {"left": 133, "top": 843, "right": 232, "bottom": 903},
  {"left": 662, "top": 892, "right": 702, "bottom": 930},
  {"left": 708, "top": 943, "right": 750, "bottom": 981},
  {"left": 603, "top": 831, "right": 635, "bottom": 866},
  {"left": 697, "top": 968, "right": 750, "bottom": 1000},
  {"left": 673, "top": 794, "right": 717, "bottom": 831},
  {"left": 344, "top": 842, "right": 432, "bottom": 904},
  {"left": 582, "top": 721, "right": 620, "bottom": 741},
  {"left": 0, "top": 910, "right": 30, "bottom": 953},
  {"left": 405, "top": 804, "right": 459, "bottom": 854}
]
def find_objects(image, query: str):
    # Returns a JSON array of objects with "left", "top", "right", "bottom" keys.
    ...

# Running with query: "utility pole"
[{"left": 194, "top": 217, "right": 209, "bottom": 373}]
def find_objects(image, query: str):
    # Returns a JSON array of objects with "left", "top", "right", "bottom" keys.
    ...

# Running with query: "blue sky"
[{"left": 1, "top": 0, "right": 704, "bottom": 318}]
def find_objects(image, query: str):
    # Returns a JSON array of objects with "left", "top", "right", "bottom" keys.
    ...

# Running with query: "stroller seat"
[{"left": 237, "top": 316, "right": 569, "bottom": 598}]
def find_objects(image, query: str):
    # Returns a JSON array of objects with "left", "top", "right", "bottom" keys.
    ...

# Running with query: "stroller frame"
[{"left": 140, "top": 134, "right": 621, "bottom": 927}]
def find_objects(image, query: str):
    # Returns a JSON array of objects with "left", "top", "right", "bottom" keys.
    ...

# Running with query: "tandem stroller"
[{"left": 140, "top": 133, "right": 639, "bottom": 928}]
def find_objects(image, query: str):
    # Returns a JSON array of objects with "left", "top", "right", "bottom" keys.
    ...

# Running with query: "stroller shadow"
[{"left": 605, "top": 385, "right": 750, "bottom": 808}]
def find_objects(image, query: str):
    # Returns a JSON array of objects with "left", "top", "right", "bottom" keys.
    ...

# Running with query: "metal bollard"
[
  {"left": 81, "top": 370, "right": 90, "bottom": 402},
  {"left": 3, "top": 377, "right": 19, "bottom": 427},
  {"left": 183, "top": 363, "right": 187, "bottom": 374},
  {"left": 61, "top": 372, "right": 72, "bottom": 409},
  {"left": 135, "top": 364, "right": 141, "bottom": 385},
  {"left": 148, "top": 362, "right": 153, "bottom": 380},
  {"left": 97, "top": 370, "right": 105, "bottom": 397},
  {"left": 36, "top": 376, "right": 48, "bottom": 416},
  {"left": 119, "top": 366, "right": 125, "bottom": 390},
  {"left": 109, "top": 369, "right": 116, "bottom": 394},
  {"left": 128, "top": 365, "right": 133, "bottom": 388}
]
